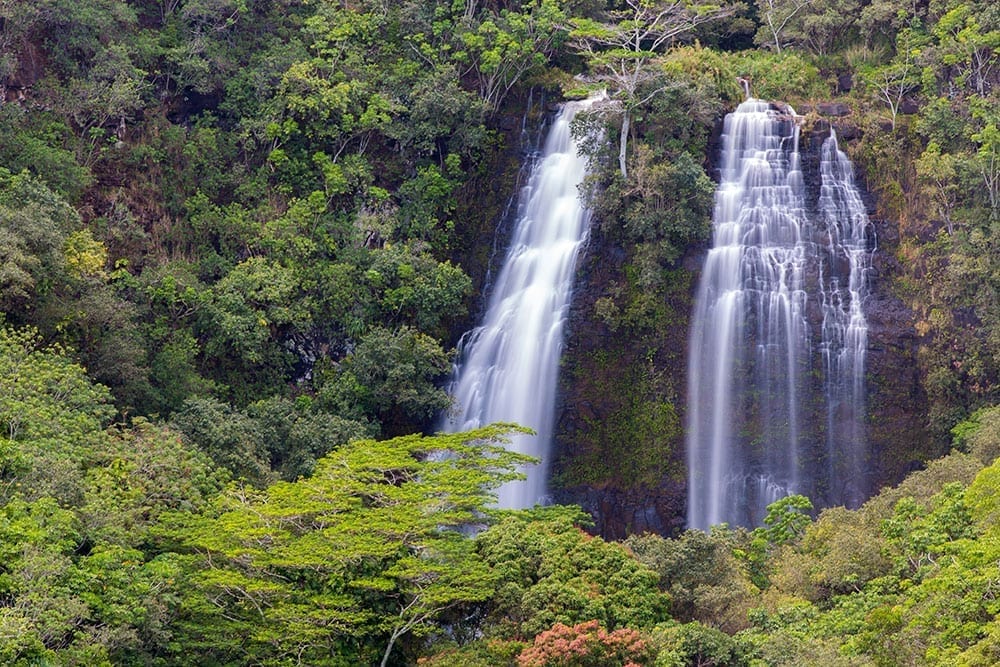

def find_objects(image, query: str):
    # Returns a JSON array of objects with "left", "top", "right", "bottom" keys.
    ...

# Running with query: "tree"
[
  {"left": 517, "top": 620, "right": 654, "bottom": 667},
  {"left": 761, "top": 494, "right": 813, "bottom": 545},
  {"left": 625, "top": 528, "right": 757, "bottom": 633},
  {"left": 754, "top": 0, "right": 861, "bottom": 55},
  {"left": 0, "top": 494, "right": 187, "bottom": 665},
  {"left": 0, "top": 169, "right": 79, "bottom": 313},
  {"left": 0, "top": 496, "right": 88, "bottom": 664},
  {"left": 738, "top": 495, "right": 813, "bottom": 589},
  {"left": 0, "top": 323, "right": 114, "bottom": 505},
  {"left": 244, "top": 395, "right": 375, "bottom": 480},
  {"left": 570, "top": 0, "right": 738, "bottom": 178},
  {"left": 971, "top": 118, "right": 1000, "bottom": 220},
  {"left": 174, "top": 425, "right": 534, "bottom": 666},
  {"left": 755, "top": 0, "right": 817, "bottom": 52},
  {"left": 384, "top": 64, "right": 488, "bottom": 160},
  {"left": 207, "top": 255, "right": 311, "bottom": 365},
  {"left": 67, "top": 42, "right": 151, "bottom": 153},
  {"left": 169, "top": 396, "right": 274, "bottom": 484},
  {"left": 81, "top": 418, "right": 228, "bottom": 549},
  {"left": 160, "top": 0, "right": 252, "bottom": 94},
  {"left": 931, "top": 3, "right": 1000, "bottom": 98},
  {"left": 859, "top": 25, "right": 926, "bottom": 131},
  {"left": 767, "top": 505, "right": 892, "bottom": 603},
  {"left": 474, "top": 506, "right": 670, "bottom": 639},
  {"left": 651, "top": 621, "right": 746, "bottom": 667},
  {"left": 915, "top": 141, "right": 962, "bottom": 234},
  {"left": 365, "top": 243, "right": 473, "bottom": 336},
  {"left": 317, "top": 325, "right": 453, "bottom": 433},
  {"left": 456, "top": 0, "right": 567, "bottom": 113},
  {"left": 952, "top": 405, "right": 1000, "bottom": 465}
]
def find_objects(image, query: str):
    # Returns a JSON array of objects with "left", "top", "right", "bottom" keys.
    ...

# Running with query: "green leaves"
[
  {"left": 207, "top": 256, "right": 310, "bottom": 365},
  {"left": 0, "top": 169, "right": 80, "bottom": 312},
  {"left": 81, "top": 419, "right": 228, "bottom": 549},
  {"left": 0, "top": 324, "right": 114, "bottom": 504},
  {"left": 317, "top": 325, "right": 453, "bottom": 432},
  {"left": 475, "top": 506, "right": 670, "bottom": 639},
  {"left": 761, "top": 494, "right": 814, "bottom": 546},
  {"left": 626, "top": 529, "right": 756, "bottom": 633},
  {"left": 175, "top": 425, "right": 534, "bottom": 665},
  {"left": 459, "top": 0, "right": 567, "bottom": 112},
  {"left": 737, "top": 451, "right": 1000, "bottom": 665}
]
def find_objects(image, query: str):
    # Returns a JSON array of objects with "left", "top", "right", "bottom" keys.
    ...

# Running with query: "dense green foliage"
[{"left": 1, "top": 0, "right": 999, "bottom": 663}]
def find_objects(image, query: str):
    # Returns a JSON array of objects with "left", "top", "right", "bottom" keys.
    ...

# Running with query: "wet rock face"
[
  {"left": 553, "top": 111, "right": 929, "bottom": 539},
  {"left": 552, "top": 481, "right": 686, "bottom": 540},
  {"left": 859, "top": 218, "right": 934, "bottom": 485},
  {"left": 551, "top": 215, "right": 692, "bottom": 538},
  {"left": 801, "top": 126, "right": 934, "bottom": 487}
]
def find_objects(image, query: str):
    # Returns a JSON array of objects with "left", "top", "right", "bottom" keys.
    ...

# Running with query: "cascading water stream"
[
  {"left": 441, "top": 95, "right": 600, "bottom": 509},
  {"left": 687, "top": 100, "right": 873, "bottom": 529},
  {"left": 818, "top": 129, "right": 873, "bottom": 509},
  {"left": 687, "top": 99, "right": 810, "bottom": 529}
]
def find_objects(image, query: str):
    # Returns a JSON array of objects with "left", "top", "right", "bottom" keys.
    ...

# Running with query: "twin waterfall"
[
  {"left": 444, "top": 96, "right": 872, "bottom": 525},
  {"left": 687, "top": 99, "right": 873, "bottom": 529},
  {"left": 441, "top": 97, "right": 598, "bottom": 509}
]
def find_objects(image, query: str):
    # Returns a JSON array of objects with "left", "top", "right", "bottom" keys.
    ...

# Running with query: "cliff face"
[
  {"left": 551, "top": 199, "right": 694, "bottom": 539},
  {"left": 551, "top": 218, "right": 690, "bottom": 539},
  {"left": 552, "top": 110, "right": 933, "bottom": 538}
]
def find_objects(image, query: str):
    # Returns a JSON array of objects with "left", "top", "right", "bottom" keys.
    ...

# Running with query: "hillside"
[{"left": 0, "top": 0, "right": 998, "bottom": 664}]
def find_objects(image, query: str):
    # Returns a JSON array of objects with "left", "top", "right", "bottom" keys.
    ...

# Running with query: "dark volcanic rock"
[
  {"left": 551, "top": 211, "right": 694, "bottom": 538},
  {"left": 817, "top": 101, "right": 852, "bottom": 116},
  {"left": 862, "top": 218, "right": 934, "bottom": 485},
  {"left": 833, "top": 121, "right": 861, "bottom": 141},
  {"left": 900, "top": 97, "right": 920, "bottom": 114},
  {"left": 552, "top": 481, "right": 686, "bottom": 540}
]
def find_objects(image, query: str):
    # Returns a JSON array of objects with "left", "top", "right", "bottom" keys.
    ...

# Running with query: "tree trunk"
[
  {"left": 380, "top": 627, "right": 404, "bottom": 667},
  {"left": 619, "top": 111, "right": 630, "bottom": 179}
]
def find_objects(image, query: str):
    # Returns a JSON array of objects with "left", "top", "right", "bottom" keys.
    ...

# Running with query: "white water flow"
[
  {"left": 442, "top": 96, "right": 598, "bottom": 509},
  {"left": 687, "top": 100, "right": 873, "bottom": 529},
  {"left": 818, "top": 129, "right": 873, "bottom": 510}
]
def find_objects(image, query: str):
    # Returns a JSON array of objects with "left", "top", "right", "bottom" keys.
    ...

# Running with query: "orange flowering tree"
[{"left": 517, "top": 620, "right": 653, "bottom": 667}]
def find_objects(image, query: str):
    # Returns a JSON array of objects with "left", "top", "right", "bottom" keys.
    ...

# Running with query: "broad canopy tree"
[{"left": 174, "top": 424, "right": 535, "bottom": 666}]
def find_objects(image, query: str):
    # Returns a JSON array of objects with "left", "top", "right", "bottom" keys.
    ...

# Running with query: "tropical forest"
[{"left": 0, "top": 0, "right": 999, "bottom": 664}]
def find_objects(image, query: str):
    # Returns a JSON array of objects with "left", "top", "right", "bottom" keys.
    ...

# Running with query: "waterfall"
[
  {"left": 818, "top": 129, "right": 873, "bottom": 509},
  {"left": 441, "top": 95, "right": 600, "bottom": 509},
  {"left": 686, "top": 100, "right": 873, "bottom": 529}
]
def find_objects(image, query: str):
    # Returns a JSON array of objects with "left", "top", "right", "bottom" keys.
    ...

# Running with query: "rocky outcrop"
[
  {"left": 554, "top": 481, "right": 686, "bottom": 540},
  {"left": 446, "top": 89, "right": 553, "bottom": 344},
  {"left": 816, "top": 101, "right": 852, "bottom": 116}
]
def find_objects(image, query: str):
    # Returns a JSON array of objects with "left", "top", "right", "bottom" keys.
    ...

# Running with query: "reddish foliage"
[{"left": 517, "top": 620, "right": 653, "bottom": 667}]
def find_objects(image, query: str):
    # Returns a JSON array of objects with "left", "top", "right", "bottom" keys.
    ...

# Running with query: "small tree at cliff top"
[{"left": 570, "top": 0, "right": 738, "bottom": 178}]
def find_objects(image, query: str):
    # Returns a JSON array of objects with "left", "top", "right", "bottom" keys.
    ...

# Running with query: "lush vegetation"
[{"left": 1, "top": 0, "right": 999, "bottom": 663}]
